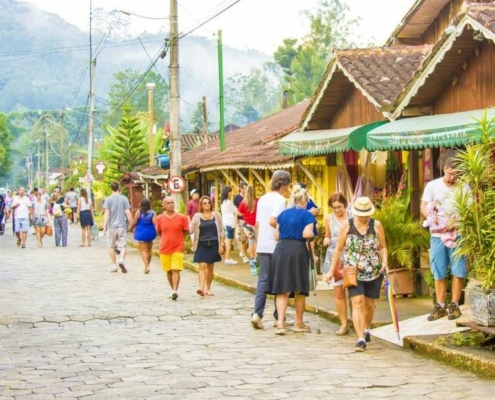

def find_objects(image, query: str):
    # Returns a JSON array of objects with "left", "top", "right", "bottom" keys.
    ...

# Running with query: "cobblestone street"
[{"left": 1, "top": 223, "right": 493, "bottom": 399}]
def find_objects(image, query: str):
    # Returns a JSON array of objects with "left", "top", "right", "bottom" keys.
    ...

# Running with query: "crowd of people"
[{"left": 2, "top": 159, "right": 466, "bottom": 352}]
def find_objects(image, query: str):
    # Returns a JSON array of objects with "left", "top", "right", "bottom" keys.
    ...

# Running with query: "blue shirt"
[{"left": 277, "top": 207, "right": 316, "bottom": 241}]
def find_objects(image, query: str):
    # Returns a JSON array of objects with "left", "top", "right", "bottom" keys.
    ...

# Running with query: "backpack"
[{"left": 53, "top": 203, "right": 63, "bottom": 217}]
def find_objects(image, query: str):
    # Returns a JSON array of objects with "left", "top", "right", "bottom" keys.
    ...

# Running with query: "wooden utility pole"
[
  {"left": 169, "top": 0, "right": 182, "bottom": 205},
  {"left": 218, "top": 30, "right": 225, "bottom": 152},
  {"left": 86, "top": 58, "right": 96, "bottom": 196}
]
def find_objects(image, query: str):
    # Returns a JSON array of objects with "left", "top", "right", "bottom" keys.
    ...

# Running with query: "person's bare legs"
[
  {"left": 167, "top": 270, "right": 181, "bottom": 291},
  {"left": 435, "top": 278, "right": 447, "bottom": 304},
  {"left": 205, "top": 263, "right": 215, "bottom": 295},
  {"left": 276, "top": 292, "right": 289, "bottom": 327},
  {"left": 225, "top": 238, "right": 233, "bottom": 260},
  {"left": 351, "top": 294, "right": 366, "bottom": 340},
  {"left": 139, "top": 242, "right": 151, "bottom": 273},
  {"left": 21, "top": 231, "right": 27, "bottom": 246},
  {"left": 35, "top": 226, "right": 42, "bottom": 247},
  {"left": 364, "top": 296, "right": 376, "bottom": 331},
  {"left": 294, "top": 293, "right": 306, "bottom": 326},
  {"left": 197, "top": 263, "right": 207, "bottom": 295},
  {"left": 85, "top": 226, "right": 91, "bottom": 246},
  {"left": 451, "top": 276, "right": 464, "bottom": 304},
  {"left": 334, "top": 284, "right": 349, "bottom": 330},
  {"left": 109, "top": 247, "right": 117, "bottom": 264}
]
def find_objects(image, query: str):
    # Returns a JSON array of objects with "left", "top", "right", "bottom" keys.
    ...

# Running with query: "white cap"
[{"left": 190, "top": 189, "right": 198, "bottom": 196}]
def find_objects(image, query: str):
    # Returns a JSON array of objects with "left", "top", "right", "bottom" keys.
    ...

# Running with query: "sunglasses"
[{"left": 202, "top": 202, "right": 211, "bottom": 205}]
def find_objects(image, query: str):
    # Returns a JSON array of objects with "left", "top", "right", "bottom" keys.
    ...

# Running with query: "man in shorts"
[
  {"left": 103, "top": 182, "right": 133, "bottom": 273},
  {"left": 155, "top": 196, "right": 189, "bottom": 300},
  {"left": 11, "top": 187, "right": 32, "bottom": 248},
  {"left": 421, "top": 158, "right": 470, "bottom": 321}
]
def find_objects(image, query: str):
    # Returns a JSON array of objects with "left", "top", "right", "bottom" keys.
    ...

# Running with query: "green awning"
[
  {"left": 279, "top": 120, "right": 389, "bottom": 155},
  {"left": 366, "top": 109, "right": 495, "bottom": 151}
]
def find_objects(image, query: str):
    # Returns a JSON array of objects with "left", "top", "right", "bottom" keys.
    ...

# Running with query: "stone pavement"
[{"left": 1, "top": 221, "right": 494, "bottom": 399}]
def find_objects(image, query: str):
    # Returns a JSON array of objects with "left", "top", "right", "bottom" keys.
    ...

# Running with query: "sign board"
[
  {"left": 167, "top": 175, "right": 186, "bottom": 194},
  {"left": 85, "top": 173, "right": 94, "bottom": 182}
]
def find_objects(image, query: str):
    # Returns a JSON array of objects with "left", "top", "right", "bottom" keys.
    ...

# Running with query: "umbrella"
[{"left": 384, "top": 274, "right": 400, "bottom": 340}]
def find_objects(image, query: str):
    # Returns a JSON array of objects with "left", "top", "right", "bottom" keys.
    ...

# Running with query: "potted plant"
[
  {"left": 452, "top": 110, "right": 495, "bottom": 326},
  {"left": 374, "top": 160, "right": 430, "bottom": 295}
]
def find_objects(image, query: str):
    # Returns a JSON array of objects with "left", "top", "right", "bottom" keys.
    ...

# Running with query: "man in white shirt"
[
  {"left": 12, "top": 187, "right": 32, "bottom": 248},
  {"left": 250, "top": 170, "right": 291, "bottom": 329}
]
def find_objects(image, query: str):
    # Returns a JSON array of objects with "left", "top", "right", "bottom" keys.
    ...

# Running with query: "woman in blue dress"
[
  {"left": 266, "top": 185, "right": 317, "bottom": 335},
  {"left": 129, "top": 198, "right": 157, "bottom": 274}
]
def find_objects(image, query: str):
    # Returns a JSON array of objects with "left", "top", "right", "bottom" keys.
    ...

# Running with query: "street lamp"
[{"left": 146, "top": 82, "right": 155, "bottom": 167}]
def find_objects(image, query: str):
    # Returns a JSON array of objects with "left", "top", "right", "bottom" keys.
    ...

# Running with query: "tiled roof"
[
  {"left": 466, "top": 2, "right": 495, "bottom": 34},
  {"left": 181, "top": 133, "right": 219, "bottom": 151},
  {"left": 181, "top": 100, "right": 310, "bottom": 172},
  {"left": 336, "top": 46, "right": 431, "bottom": 107}
]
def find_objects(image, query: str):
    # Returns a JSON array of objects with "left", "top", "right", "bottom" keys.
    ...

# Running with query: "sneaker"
[
  {"left": 110, "top": 265, "right": 118, "bottom": 273},
  {"left": 364, "top": 331, "right": 371, "bottom": 343},
  {"left": 250, "top": 313, "right": 263, "bottom": 329},
  {"left": 118, "top": 261, "right": 127, "bottom": 273},
  {"left": 225, "top": 259, "right": 238, "bottom": 265},
  {"left": 242, "top": 255, "right": 250, "bottom": 264},
  {"left": 447, "top": 302, "right": 462, "bottom": 320},
  {"left": 354, "top": 340, "right": 367, "bottom": 352},
  {"left": 170, "top": 292, "right": 178, "bottom": 301},
  {"left": 427, "top": 303, "right": 447, "bottom": 321}
]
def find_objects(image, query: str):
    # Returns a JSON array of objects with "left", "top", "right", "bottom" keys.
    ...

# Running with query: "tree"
[
  {"left": 104, "top": 69, "right": 169, "bottom": 129},
  {"left": 273, "top": 0, "right": 362, "bottom": 105},
  {"left": 0, "top": 113, "right": 13, "bottom": 178},
  {"left": 100, "top": 105, "right": 149, "bottom": 184},
  {"left": 224, "top": 65, "right": 280, "bottom": 125}
]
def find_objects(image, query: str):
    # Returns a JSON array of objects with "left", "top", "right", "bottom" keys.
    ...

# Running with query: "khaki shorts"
[
  {"left": 107, "top": 227, "right": 127, "bottom": 249},
  {"left": 160, "top": 252, "right": 184, "bottom": 272}
]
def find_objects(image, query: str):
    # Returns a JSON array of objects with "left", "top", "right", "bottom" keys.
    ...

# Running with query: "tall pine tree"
[{"left": 101, "top": 105, "right": 149, "bottom": 185}]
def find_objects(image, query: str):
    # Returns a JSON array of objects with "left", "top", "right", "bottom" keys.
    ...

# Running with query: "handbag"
[
  {"left": 334, "top": 261, "right": 344, "bottom": 281},
  {"left": 343, "top": 265, "right": 358, "bottom": 288},
  {"left": 45, "top": 225, "right": 53, "bottom": 236},
  {"left": 343, "top": 235, "right": 365, "bottom": 289}
]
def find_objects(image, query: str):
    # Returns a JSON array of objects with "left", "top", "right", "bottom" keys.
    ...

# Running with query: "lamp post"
[{"left": 146, "top": 82, "right": 155, "bottom": 167}]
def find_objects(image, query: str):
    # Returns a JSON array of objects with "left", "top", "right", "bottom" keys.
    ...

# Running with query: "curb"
[{"left": 403, "top": 335, "right": 495, "bottom": 379}]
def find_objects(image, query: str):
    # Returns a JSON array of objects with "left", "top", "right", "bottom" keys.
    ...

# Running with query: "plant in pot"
[
  {"left": 452, "top": 111, "right": 495, "bottom": 326},
  {"left": 374, "top": 160, "right": 430, "bottom": 295}
]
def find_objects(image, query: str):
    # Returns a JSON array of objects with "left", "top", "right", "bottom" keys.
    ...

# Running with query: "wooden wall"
[
  {"left": 433, "top": 41, "right": 495, "bottom": 114},
  {"left": 329, "top": 86, "right": 385, "bottom": 128}
]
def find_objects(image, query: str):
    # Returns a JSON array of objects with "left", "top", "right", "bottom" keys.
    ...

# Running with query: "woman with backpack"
[{"left": 51, "top": 193, "right": 68, "bottom": 247}]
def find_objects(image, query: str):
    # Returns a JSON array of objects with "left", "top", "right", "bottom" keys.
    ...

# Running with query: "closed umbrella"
[{"left": 384, "top": 274, "right": 400, "bottom": 340}]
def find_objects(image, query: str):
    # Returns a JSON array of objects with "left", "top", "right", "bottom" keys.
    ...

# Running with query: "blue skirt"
[
  {"left": 79, "top": 210, "right": 93, "bottom": 227},
  {"left": 193, "top": 240, "right": 221, "bottom": 264}
]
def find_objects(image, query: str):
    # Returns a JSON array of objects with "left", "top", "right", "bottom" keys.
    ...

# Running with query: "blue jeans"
[{"left": 253, "top": 253, "right": 277, "bottom": 320}]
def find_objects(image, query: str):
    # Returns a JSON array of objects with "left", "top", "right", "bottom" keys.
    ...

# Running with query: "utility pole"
[
  {"left": 202, "top": 96, "right": 208, "bottom": 146},
  {"left": 42, "top": 116, "right": 49, "bottom": 192},
  {"left": 218, "top": 30, "right": 226, "bottom": 152},
  {"left": 169, "top": 0, "right": 182, "bottom": 205},
  {"left": 59, "top": 110, "right": 65, "bottom": 192},
  {"left": 86, "top": 58, "right": 97, "bottom": 196},
  {"left": 36, "top": 139, "right": 41, "bottom": 189},
  {"left": 147, "top": 82, "right": 156, "bottom": 166}
]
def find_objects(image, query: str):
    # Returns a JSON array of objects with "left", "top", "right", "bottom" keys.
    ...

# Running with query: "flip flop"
[
  {"left": 196, "top": 289, "right": 205, "bottom": 296},
  {"left": 205, "top": 291, "right": 215, "bottom": 296}
]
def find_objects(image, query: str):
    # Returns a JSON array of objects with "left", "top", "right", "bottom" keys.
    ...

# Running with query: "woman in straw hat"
[{"left": 325, "top": 196, "right": 388, "bottom": 352}]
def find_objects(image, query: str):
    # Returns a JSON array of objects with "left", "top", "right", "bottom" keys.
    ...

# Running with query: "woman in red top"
[{"left": 238, "top": 185, "right": 258, "bottom": 266}]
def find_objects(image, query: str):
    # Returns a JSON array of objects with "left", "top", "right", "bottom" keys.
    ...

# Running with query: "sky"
[{"left": 19, "top": 0, "right": 418, "bottom": 54}]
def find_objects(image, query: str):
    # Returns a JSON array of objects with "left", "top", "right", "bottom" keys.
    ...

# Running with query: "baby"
[{"left": 423, "top": 200, "right": 457, "bottom": 248}]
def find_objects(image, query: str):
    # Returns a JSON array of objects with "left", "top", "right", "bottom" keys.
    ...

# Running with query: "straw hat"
[{"left": 351, "top": 197, "right": 375, "bottom": 217}]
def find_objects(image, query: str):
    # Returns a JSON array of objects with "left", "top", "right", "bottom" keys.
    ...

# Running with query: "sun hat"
[
  {"left": 190, "top": 189, "right": 198, "bottom": 196},
  {"left": 351, "top": 197, "right": 375, "bottom": 217}
]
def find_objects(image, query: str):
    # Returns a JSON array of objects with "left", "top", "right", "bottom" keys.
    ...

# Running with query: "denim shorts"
[
  {"left": 347, "top": 274, "right": 384, "bottom": 299},
  {"left": 430, "top": 236, "right": 467, "bottom": 279},
  {"left": 224, "top": 225, "right": 235, "bottom": 239}
]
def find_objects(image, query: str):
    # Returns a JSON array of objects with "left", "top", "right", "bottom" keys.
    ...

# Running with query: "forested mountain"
[{"left": 0, "top": 0, "right": 271, "bottom": 116}]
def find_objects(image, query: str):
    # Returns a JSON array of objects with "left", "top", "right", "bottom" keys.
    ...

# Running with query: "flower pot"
[
  {"left": 387, "top": 268, "right": 414, "bottom": 296},
  {"left": 470, "top": 286, "right": 495, "bottom": 327}
]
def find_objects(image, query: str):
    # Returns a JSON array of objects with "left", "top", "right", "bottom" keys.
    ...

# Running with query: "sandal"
[
  {"left": 205, "top": 291, "right": 215, "bottom": 296},
  {"left": 275, "top": 325, "right": 286, "bottom": 335},
  {"left": 196, "top": 289, "right": 205, "bottom": 296},
  {"left": 293, "top": 323, "right": 311, "bottom": 333},
  {"left": 336, "top": 325, "right": 349, "bottom": 336}
]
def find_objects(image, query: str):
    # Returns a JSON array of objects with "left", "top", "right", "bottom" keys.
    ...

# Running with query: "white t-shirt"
[
  {"left": 255, "top": 191, "right": 287, "bottom": 254},
  {"left": 13, "top": 196, "right": 32, "bottom": 219},
  {"left": 422, "top": 177, "right": 470, "bottom": 237},
  {"left": 221, "top": 199, "right": 237, "bottom": 227}
]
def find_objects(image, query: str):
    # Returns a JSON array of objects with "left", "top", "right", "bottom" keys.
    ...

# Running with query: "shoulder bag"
[{"left": 343, "top": 237, "right": 365, "bottom": 289}]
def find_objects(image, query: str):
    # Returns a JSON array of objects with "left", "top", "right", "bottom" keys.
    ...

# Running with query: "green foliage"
[
  {"left": 100, "top": 105, "right": 149, "bottom": 185},
  {"left": 104, "top": 69, "right": 169, "bottom": 129},
  {"left": 452, "top": 111, "right": 495, "bottom": 290},
  {"left": 224, "top": 65, "right": 280, "bottom": 125},
  {"left": 274, "top": 0, "right": 362, "bottom": 105},
  {"left": 0, "top": 113, "right": 14, "bottom": 178}
]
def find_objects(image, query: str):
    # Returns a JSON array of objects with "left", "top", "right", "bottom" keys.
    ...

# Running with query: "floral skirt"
[{"left": 32, "top": 215, "right": 48, "bottom": 227}]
